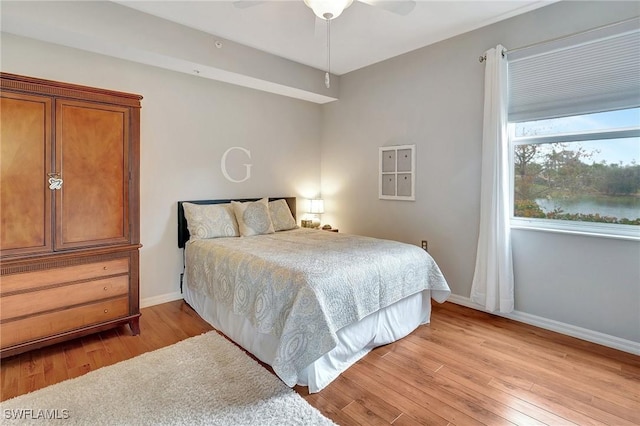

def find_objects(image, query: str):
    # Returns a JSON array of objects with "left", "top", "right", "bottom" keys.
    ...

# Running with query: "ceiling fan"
[
  {"left": 303, "top": 0, "right": 416, "bottom": 19},
  {"left": 234, "top": 0, "right": 416, "bottom": 16},
  {"left": 234, "top": 0, "right": 416, "bottom": 88}
]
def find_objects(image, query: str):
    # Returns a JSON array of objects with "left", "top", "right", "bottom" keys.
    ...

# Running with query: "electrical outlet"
[{"left": 421, "top": 240, "right": 428, "bottom": 251}]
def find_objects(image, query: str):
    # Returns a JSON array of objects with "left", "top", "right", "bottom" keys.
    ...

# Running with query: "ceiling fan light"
[{"left": 304, "top": 0, "right": 353, "bottom": 20}]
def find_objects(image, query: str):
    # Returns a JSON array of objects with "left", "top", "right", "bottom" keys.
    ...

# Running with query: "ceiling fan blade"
[
  {"left": 358, "top": 0, "right": 416, "bottom": 15},
  {"left": 232, "top": 1, "right": 265, "bottom": 9}
]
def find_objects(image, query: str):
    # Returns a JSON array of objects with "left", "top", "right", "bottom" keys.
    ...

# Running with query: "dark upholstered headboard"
[{"left": 177, "top": 197, "right": 296, "bottom": 248}]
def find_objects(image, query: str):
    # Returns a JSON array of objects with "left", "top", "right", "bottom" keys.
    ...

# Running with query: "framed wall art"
[{"left": 379, "top": 144, "right": 415, "bottom": 201}]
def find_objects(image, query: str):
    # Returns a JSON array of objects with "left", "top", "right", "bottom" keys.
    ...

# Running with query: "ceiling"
[
  {"left": 116, "top": 0, "right": 554, "bottom": 75},
  {"left": 2, "top": 0, "right": 555, "bottom": 103}
]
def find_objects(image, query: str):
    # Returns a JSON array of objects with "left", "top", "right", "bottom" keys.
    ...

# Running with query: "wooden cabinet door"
[
  {"left": 0, "top": 92, "right": 53, "bottom": 256},
  {"left": 54, "top": 100, "right": 130, "bottom": 250}
]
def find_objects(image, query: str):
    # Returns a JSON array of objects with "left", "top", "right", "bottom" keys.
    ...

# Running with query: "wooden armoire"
[{"left": 0, "top": 73, "right": 142, "bottom": 358}]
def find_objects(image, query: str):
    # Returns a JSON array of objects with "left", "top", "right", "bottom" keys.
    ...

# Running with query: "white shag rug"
[{"left": 1, "top": 332, "right": 335, "bottom": 425}]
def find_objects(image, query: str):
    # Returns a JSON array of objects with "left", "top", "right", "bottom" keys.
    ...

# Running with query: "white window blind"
[{"left": 508, "top": 18, "right": 640, "bottom": 122}]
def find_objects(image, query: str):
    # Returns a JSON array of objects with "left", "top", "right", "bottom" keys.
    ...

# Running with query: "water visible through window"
[{"left": 511, "top": 108, "right": 640, "bottom": 226}]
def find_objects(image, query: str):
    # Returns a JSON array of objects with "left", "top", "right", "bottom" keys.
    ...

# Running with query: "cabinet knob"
[
  {"left": 47, "top": 173, "right": 63, "bottom": 190},
  {"left": 103, "top": 266, "right": 107, "bottom": 270},
  {"left": 104, "top": 309, "right": 108, "bottom": 313},
  {"left": 103, "top": 287, "right": 108, "bottom": 291}
]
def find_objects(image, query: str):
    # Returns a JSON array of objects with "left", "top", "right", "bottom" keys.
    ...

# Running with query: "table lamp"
[{"left": 308, "top": 199, "right": 324, "bottom": 228}]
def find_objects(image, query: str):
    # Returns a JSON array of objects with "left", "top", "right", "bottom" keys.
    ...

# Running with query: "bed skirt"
[{"left": 183, "top": 283, "right": 432, "bottom": 393}]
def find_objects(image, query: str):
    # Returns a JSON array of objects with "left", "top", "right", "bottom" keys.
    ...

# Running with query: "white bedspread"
[{"left": 184, "top": 228, "right": 450, "bottom": 386}]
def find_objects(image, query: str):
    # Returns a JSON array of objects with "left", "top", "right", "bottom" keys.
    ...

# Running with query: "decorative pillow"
[
  {"left": 183, "top": 202, "right": 239, "bottom": 240},
  {"left": 231, "top": 198, "right": 275, "bottom": 237},
  {"left": 269, "top": 199, "right": 297, "bottom": 231}
]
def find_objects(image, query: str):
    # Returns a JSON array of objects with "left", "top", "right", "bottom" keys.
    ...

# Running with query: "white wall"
[
  {"left": 320, "top": 1, "right": 640, "bottom": 344},
  {"left": 1, "top": 34, "right": 322, "bottom": 304}
]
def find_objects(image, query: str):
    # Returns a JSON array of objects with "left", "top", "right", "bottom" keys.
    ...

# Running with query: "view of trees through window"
[{"left": 511, "top": 108, "right": 640, "bottom": 226}]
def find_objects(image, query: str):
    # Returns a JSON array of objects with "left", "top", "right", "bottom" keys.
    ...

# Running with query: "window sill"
[{"left": 510, "top": 218, "right": 640, "bottom": 242}]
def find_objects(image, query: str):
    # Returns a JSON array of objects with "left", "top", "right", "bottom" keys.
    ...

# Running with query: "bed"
[{"left": 177, "top": 197, "right": 450, "bottom": 393}]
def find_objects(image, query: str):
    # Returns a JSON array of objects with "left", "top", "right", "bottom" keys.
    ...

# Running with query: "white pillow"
[
  {"left": 183, "top": 202, "right": 239, "bottom": 239},
  {"left": 269, "top": 199, "right": 297, "bottom": 231},
  {"left": 231, "top": 198, "right": 275, "bottom": 237}
]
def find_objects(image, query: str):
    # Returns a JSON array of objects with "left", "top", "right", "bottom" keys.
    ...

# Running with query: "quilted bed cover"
[{"left": 184, "top": 228, "right": 450, "bottom": 386}]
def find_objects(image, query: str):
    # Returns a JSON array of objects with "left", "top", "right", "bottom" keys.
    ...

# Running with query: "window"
[
  {"left": 511, "top": 109, "right": 640, "bottom": 232},
  {"left": 507, "top": 18, "right": 640, "bottom": 239}
]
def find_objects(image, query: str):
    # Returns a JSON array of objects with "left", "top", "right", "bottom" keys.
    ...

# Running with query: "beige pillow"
[
  {"left": 183, "top": 202, "right": 239, "bottom": 239},
  {"left": 269, "top": 199, "right": 297, "bottom": 231},
  {"left": 232, "top": 198, "right": 275, "bottom": 237}
]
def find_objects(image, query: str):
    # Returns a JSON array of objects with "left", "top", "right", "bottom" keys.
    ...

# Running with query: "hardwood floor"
[{"left": 1, "top": 300, "right": 638, "bottom": 425}]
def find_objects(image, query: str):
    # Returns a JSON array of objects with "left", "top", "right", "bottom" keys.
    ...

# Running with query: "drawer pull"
[
  {"left": 103, "top": 287, "right": 108, "bottom": 291},
  {"left": 103, "top": 266, "right": 108, "bottom": 270},
  {"left": 104, "top": 309, "right": 108, "bottom": 313}
]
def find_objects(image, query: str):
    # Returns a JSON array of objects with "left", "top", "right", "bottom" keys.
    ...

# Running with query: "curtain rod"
[{"left": 478, "top": 16, "right": 639, "bottom": 63}]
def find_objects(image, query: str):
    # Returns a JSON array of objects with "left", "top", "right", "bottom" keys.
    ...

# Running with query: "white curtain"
[{"left": 470, "top": 45, "right": 514, "bottom": 313}]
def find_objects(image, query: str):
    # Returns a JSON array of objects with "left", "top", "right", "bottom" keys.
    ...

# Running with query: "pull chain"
[{"left": 325, "top": 18, "right": 331, "bottom": 89}]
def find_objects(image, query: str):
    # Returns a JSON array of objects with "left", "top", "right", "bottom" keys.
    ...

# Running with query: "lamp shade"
[
  {"left": 309, "top": 199, "right": 325, "bottom": 214},
  {"left": 303, "top": 0, "right": 353, "bottom": 20}
]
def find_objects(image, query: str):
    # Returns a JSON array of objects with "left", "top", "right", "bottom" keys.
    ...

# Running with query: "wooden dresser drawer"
[
  {"left": 0, "top": 275, "right": 129, "bottom": 321},
  {"left": 0, "top": 297, "right": 129, "bottom": 349},
  {"left": 0, "top": 258, "right": 130, "bottom": 294}
]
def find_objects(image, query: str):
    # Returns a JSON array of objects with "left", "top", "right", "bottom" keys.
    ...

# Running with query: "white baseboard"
[
  {"left": 446, "top": 294, "right": 640, "bottom": 356},
  {"left": 140, "top": 291, "right": 183, "bottom": 309}
]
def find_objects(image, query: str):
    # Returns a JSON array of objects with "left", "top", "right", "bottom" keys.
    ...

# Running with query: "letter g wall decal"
[{"left": 221, "top": 147, "right": 252, "bottom": 183}]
